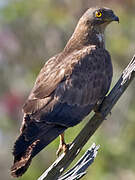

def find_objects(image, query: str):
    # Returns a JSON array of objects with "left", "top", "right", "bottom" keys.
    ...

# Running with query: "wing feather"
[{"left": 23, "top": 46, "right": 112, "bottom": 114}]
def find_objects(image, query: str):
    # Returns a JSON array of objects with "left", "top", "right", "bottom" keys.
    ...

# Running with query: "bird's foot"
[
  {"left": 94, "top": 105, "right": 103, "bottom": 118},
  {"left": 56, "top": 142, "right": 70, "bottom": 157},
  {"left": 94, "top": 106, "right": 105, "bottom": 119},
  {"left": 93, "top": 99, "right": 103, "bottom": 113},
  {"left": 94, "top": 97, "right": 112, "bottom": 119},
  {"left": 95, "top": 111, "right": 105, "bottom": 119}
]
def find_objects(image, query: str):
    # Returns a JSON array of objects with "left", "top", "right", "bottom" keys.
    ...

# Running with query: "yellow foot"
[{"left": 56, "top": 143, "right": 70, "bottom": 157}]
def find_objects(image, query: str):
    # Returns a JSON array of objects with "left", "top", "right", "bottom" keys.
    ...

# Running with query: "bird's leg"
[
  {"left": 56, "top": 133, "right": 69, "bottom": 156},
  {"left": 94, "top": 97, "right": 111, "bottom": 119}
]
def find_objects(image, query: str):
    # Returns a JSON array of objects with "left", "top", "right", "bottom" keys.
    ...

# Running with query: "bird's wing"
[
  {"left": 55, "top": 47, "right": 112, "bottom": 106},
  {"left": 28, "top": 53, "right": 61, "bottom": 99},
  {"left": 23, "top": 46, "right": 112, "bottom": 114}
]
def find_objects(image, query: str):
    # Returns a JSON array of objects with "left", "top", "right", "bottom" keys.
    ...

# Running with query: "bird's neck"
[{"left": 63, "top": 23, "right": 105, "bottom": 55}]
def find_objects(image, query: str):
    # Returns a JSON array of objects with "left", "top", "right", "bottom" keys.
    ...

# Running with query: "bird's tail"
[{"left": 11, "top": 119, "right": 66, "bottom": 178}]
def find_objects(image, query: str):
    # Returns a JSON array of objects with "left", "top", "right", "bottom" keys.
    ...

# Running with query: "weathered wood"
[
  {"left": 38, "top": 55, "right": 135, "bottom": 180},
  {"left": 58, "top": 143, "right": 100, "bottom": 180}
]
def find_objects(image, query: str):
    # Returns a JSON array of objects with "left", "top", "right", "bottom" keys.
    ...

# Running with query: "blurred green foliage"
[{"left": 0, "top": 0, "right": 135, "bottom": 180}]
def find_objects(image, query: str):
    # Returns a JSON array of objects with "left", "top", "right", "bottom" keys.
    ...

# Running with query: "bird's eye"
[{"left": 95, "top": 11, "right": 102, "bottom": 18}]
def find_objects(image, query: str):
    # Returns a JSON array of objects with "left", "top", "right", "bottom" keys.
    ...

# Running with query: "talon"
[
  {"left": 94, "top": 102, "right": 105, "bottom": 119},
  {"left": 93, "top": 99, "right": 104, "bottom": 113},
  {"left": 95, "top": 111, "right": 105, "bottom": 119},
  {"left": 56, "top": 133, "right": 70, "bottom": 157},
  {"left": 56, "top": 143, "right": 69, "bottom": 157}
]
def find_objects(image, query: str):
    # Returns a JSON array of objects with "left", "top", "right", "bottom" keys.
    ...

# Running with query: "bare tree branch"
[
  {"left": 38, "top": 55, "right": 135, "bottom": 180},
  {"left": 58, "top": 143, "right": 100, "bottom": 180}
]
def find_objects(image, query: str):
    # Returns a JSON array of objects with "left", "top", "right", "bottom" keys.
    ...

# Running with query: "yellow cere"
[{"left": 96, "top": 11, "right": 102, "bottom": 18}]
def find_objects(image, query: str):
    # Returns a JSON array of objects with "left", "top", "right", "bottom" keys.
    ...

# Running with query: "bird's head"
[
  {"left": 80, "top": 7, "right": 119, "bottom": 32},
  {"left": 65, "top": 7, "right": 119, "bottom": 52}
]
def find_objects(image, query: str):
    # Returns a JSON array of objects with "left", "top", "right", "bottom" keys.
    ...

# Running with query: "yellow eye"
[{"left": 95, "top": 11, "right": 102, "bottom": 18}]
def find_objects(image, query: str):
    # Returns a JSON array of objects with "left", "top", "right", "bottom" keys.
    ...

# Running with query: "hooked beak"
[
  {"left": 104, "top": 13, "right": 119, "bottom": 24},
  {"left": 112, "top": 15, "right": 119, "bottom": 23}
]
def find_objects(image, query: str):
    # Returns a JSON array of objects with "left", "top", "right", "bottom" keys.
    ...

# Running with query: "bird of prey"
[{"left": 11, "top": 7, "right": 119, "bottom": 177}]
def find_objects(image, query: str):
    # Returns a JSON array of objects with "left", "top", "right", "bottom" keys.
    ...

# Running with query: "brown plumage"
[{"left": 11, "top": 7, "right": 119, "bottom": 177}]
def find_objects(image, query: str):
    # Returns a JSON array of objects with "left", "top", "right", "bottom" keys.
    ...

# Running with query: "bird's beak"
[
  {"left": 104, "top": 14, "right": 119, "bottom": 24},
  {"left": 112, "top": 15, "right": 119, "bottom": 23}
]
